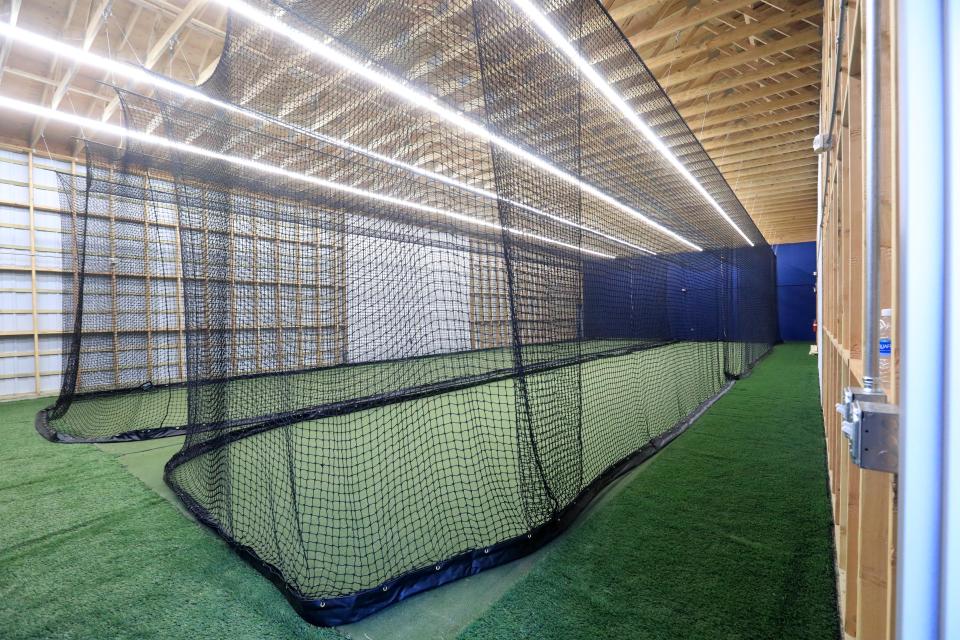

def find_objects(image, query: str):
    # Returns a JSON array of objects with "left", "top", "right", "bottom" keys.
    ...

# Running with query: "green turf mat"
[
  {"left": 0, "top": 398, "right": 345, "bottom": 640},
  {"left": 458, "top": 343, "right": 840, "bottom": 640}
]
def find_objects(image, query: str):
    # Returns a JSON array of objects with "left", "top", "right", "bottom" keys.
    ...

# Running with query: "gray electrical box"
[
  {"left": 837, "top": 386, "right": 898, "bottom": 473},
  {"left": 850, "top": 400, "right": 899, "bottom": 473}
]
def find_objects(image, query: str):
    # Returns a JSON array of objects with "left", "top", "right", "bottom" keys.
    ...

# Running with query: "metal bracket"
[
  {"left": 836, "top": 386, "right": 899, "bottom": 473},
  {"left": 850, "top": 400, "right": 899, "bottom": 473}
]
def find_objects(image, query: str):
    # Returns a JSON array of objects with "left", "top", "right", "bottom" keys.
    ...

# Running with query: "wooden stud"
[
  {"left": 26, "top": 151, "right": 41, "bottom": 395},
  {"left": 142, "top": 173, "right": 154, "bottom": 382}
]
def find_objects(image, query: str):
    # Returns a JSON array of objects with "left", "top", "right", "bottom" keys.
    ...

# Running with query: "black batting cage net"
[{"left": 37, "top": 0, "right": 779, "bottom": 625}]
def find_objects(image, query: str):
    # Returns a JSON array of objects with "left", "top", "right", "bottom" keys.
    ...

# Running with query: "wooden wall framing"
[
  {"left": 818, "top": 2, "right": 899, "bottom": 638},
  {"left": 0, "top": 141, "right": 352, "bottom": 400},
  {"left": 0, "top": 143, "right": 79, "bottom": 398}
]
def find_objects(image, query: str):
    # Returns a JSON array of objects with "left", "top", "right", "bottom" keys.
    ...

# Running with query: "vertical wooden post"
[
  {"left": 228, "top": 194, "right": 238, "bottom": 374},
  {"left": 252, "top": 218, "right": 261, "bottom": 371},
  {"left": 336, "top": 209, "right": 347, "bottom": 363},
  {"left": 107, "top": 165, "right": 120, "bottom": 386},
  {"left": 172, "top": 197, "right": 187, "bottom": 383},
  {"left": 855, "top": 2, "right": 897, "bottom": 638},
  {"left": 293, "top": 220, "right": 303, "bottom": 370},
  {"left": 273, "top": 213, "right": 284, "bottom": 373},
  {"left": 314, "top": 224, "right": 324, "bottom": 367},
  {"left": 27, "top": 151, "right": 40, "bottom": 394},
  {"left": 142, "top": 174, "right": 154, "bottom": 382}
]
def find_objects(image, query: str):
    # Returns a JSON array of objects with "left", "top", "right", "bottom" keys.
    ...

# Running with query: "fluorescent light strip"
[
  {"left": 0, "top": 22, "right": 652, "bottom": 256},
  {"left": 507, "top": 0, "right": 755, "bottom": 247},
  {"left": 0, "top": 96, "right": 613, "bottom": 259},
  {"left": 209, "top": 0, "right": 701, "bottom": 252}
]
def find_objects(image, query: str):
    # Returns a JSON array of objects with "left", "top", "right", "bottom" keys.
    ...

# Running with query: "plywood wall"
[{"left": 818, "top": 1, "right": 899, "bottom": 638}]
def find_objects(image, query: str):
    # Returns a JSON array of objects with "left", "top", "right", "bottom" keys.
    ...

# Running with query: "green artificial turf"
[
  {"left": 1, "top": 343, "right": 838, "bottom": 639},
  {"left": 458, "top": 343, "right": 840, "bottom": 640},
  {"left": 0, "top": 398, "right": 345, "bottom": 640}
]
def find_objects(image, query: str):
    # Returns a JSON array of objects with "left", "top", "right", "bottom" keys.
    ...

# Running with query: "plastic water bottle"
[{"left": 878, "top": 308, "right": 892, "bottom": 391}]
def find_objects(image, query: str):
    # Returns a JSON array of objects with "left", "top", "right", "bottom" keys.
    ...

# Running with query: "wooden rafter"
[
  {"left": 100, "top": 0, "right": 206, "bottom": 122},
  {"left": 679, "top": 73, "right": 821, "bottom": 116},
  {"left": 715, "top": 148, "right": 816, "bottom": 171},
  {"left": 628, "top": 0, "right": 754, "bottom": 49},
  {"left": 692, "top": 91, "right": 819, "bottom": 129},
  {"left": 670, "top": 54, "right": 820, "bottom": 103},
  {"left": 704, "top": 118, "right": 818, "bottom": 147},
  {"left": 0, "top": 0, "right": 22, "bottom": 84},
  {"left": 645, "top": 0, "right": 821, "bottom": 69},
  {"left": 695, "top": 106, "right": 818, "bottom": 141},
  {"left": 661, "top": 29, "right": 820, "bottom": 88},
  {"left": 30, "top": 0, "right": 113, "bottom": 146},
  {"left": 607, "top": 0, "right": 671, "bottom": 24}
]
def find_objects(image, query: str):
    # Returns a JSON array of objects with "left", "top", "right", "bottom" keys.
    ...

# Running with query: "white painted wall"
[{"left": 346, "top": 218, "right": 471, "bottom": 363}]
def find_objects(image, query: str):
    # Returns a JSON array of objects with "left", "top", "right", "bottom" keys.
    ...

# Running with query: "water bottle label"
[{"left": 879, "top": 337, "right": 892, "bottom": 356}]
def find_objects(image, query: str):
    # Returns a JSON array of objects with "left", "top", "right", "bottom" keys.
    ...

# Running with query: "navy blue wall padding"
[
  {"left": 582, "top": 248, "right": 776, "bottom": 346},
  {"left": 772, "top": 242, "right": 816, "bottom": 342}
]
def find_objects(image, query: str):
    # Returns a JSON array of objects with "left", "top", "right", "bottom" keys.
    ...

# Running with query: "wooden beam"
[
  {"left": 734, "top": 168, "right": 819, "bottom": 189},
  {"left": 750, "top": 209, "right": 816, "bottom": 219},
  {"left": 646, "top": 0, "right": 822, "bottom": 69},
  {"left": 696, "top": 107, "right": 818, "bottom": 141},
  {"left": 661, "top": 29, "right": 821, "bottom": 88},
  {"left": 715, "top": 145, "right": 814, "bottom": 168},
  {"left": 124, "top": 0, "right": 224, "bottom": 39},
  {"left": 101, "top": 0, "right": 206, "bottom": 122},
  {"left": 702, "top": 131, "right": 815, "bottom": 155},
  {"left": 736, "top": 173, "right": 818, "bottom": 191},
  {"left": 691, "top": 91, "right": 819, "bottom": 130},
  {"left": 703, "top": 130, "right": 817, "bottom": 159},
  {"left": 738, "top": 189, "right": 818, "bottom": 202},
  {"left": 628, "top": 0, "right": 755, "bottom": 49},
  {"left": 704, "top": 118, "right": 818, "bottom": 147},
  {"left": 747, "top": 205, "right": 817, "bottom": 216},
  {"left": 30, "top": 0, "right": 112, "bottom": 147},
  {"left": 608, "top": 0, "right": 670, "bottom": 24},
  {"left": 719, "top": 152, "right": 818, "bottom": 171},
  {"left": 0, "top": 0, "right": 22, "bottom": 84},
  {"left": 743, "top": 192, "right": 819, "bottom": 207},
  {"left": 738, "top": 194, "right": 818, "bottom": 208},
  {"left": 721, "top": 160, "right": 818, "bottom": 182},
  {"left": 670, "top": 55, "right": 820, "bottom": 103},
  {"left": 715, "top": 149, "right": 816, "bottom": 172},
  {"left": 749, "top": 191, "right": 820, "bottom": 203},
  {"left": 737, "top": 188, "right": 818, "bottom": 202},
  {"left": 737, "top": 179, "right": 819, "bottom": 194},
  {"left": 27, "top": 150, "right": 38, "bottom": 394},
  {"left": 678, "top": 73, "right": 821, "bottom": 115}
]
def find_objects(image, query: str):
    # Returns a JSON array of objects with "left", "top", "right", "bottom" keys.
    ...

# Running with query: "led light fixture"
[
  {"left": 210, "top": 0, "right": 702, "bottom": 252},
  {"left": 0, "top": 21, "right": 653, "bottom": 255},
  {"left": 507, "top": 0, "right": 755, "bottom": 246},
  {"left": 0, "top": 95, "right": 615, "bottom": 259}
]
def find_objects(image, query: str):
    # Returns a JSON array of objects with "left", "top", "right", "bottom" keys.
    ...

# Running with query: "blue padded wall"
[
  {"left": 772, "top": 242, "right": 816, "bottom": 342},
  {"left": 582, "top": 247, "right": 777, "bottom": 345}
]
